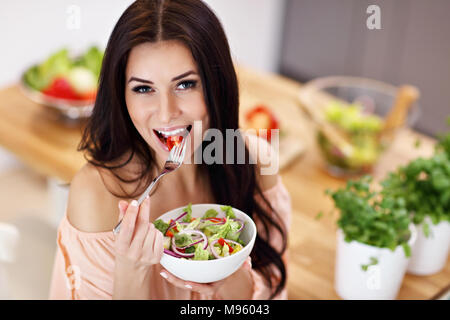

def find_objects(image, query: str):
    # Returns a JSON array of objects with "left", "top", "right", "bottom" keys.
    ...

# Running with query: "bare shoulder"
[
  {"left": 67, "top": 162, "right": 119, "bottom": 232},
  {"left": 243, "top": 133, "right": 279, "bottom": 192}
]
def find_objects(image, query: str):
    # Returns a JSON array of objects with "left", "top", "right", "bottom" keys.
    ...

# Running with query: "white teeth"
[{"left": 156, "top": 127, "right": 185, "bottom": 137}]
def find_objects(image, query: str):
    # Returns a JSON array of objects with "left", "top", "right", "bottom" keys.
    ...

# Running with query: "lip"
[
  {"left": 152, "top": 129, "right": 170, "bottom": 152},
  {"left": 153, "top": 124, "right": 191, "bottom": 133}
]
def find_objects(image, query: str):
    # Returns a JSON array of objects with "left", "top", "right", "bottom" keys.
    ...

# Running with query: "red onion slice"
[
  {"left": 171, "top": 236, "right": 195, "bottom": 258},
  {"left": 200, "top": 219, "right": 225, "bottom": 226},
  {"left": 180, "top": 238, "right": 204, "bottom": 249},
  {"left": 167, "top": 211, "right": 188, "bottom": 230},
  {"left": 178, "top": 222, "right": 189, "bottom": 228},
  {"left": 164, "top": 248, "right": 184, "bottom": 258},
  {"left": 232, "top": 218, "right": 245, "bottom": 233},
  {"left": 210, "top": 239, "right": 222, "bottom": 259},
  {"left": 182, "top": 230, "right": 208, "bottom": 250},
  {"left": 171, "top": 229, "right": 208, "bottom": 258}
]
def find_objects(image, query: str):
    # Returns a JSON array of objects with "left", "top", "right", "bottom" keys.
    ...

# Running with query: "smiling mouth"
[{"left": 153, "top": 126, "right": 190, "bottom": 151}]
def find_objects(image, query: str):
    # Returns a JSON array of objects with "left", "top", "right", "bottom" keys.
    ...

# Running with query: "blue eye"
[
  {"left": 177, "top": 80, "right": 197, "bottom": 90},
  {"left": 132, "top": 85, "right": 152, "bottom": 94}
]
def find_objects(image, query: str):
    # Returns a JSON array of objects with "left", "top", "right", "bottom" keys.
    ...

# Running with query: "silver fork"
[{"left": 113, "top": 125, "right": 192, "bottom": 235}]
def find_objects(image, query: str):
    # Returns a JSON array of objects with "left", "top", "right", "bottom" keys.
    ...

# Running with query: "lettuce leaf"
[
  {"left": 182, "top": 203, "right": 193, "bottom": 222},
  {"left": 73, "top": 46, "right": 104, "bottom": 79},
  {"left": 209, "top": 217, "right": 232, "bottom": 242},
  {"left": 193, "top": 244, "right": 209, "bottom": 260},
  {"left": 174, "top": 233, "right": 193, "bottom": 247},
  {"left": 24, "top": 48, "right": 71, "bottom": 90},
  {"left": 202, "top": 209, "right": 218, "bottom": 219},
  {"left": 226, "top": 220, "right": 242, "bottom": 241},
  {"left": 185, "top": 218, "right": 200, "bottom": 230},
  {"left": 221, "top": 205, "right": 236, "bottom": 219},
  {"left": 153, "top": 219, "right": 169, "bottom": 234}
]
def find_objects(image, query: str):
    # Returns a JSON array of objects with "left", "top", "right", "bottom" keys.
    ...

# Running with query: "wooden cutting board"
[{"left": 236, "top": 66, "right": 309, "bottom": 171}]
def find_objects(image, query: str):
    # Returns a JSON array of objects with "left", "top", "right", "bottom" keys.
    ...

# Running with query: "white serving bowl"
[{"left": 158, "top": 203, "right": 257, "bottom": 283}]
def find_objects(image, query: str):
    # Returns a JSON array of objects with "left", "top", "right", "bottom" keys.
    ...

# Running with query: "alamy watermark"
[
  {"left": 66, "top": 5, "right": 81, "bottom": 30},
  {"left": 177, "top": 121, "right": 279, "bottom": 175},
  {"left": 366, "top": 265, "right": 381, "bottom": 290},
  {"left": 366, "top": 5, "right": 381, "bottom": 30}
]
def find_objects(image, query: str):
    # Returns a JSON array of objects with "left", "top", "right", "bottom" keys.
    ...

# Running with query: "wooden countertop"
[{"left": 0, "top": 65, "right": 448, "bottom": 299}]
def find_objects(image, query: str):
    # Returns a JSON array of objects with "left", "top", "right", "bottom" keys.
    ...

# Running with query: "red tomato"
[
  {"left": 165, "top": 230, "right": 174, "bottom": 237},
  {"left": 166, "top": 136, "right": 183, "bottom": 151},
  {"left": 245, "top": 105, "right": 279, "bottom": 142},
  {"left": 42, "top": 77, "right": 79, "bottom": 100},
  {"left": 42, "top": 77, "right": 96, "bottom": 102},
  {"left": 78, "top": 90, "right": 97, "bottom": 101}
]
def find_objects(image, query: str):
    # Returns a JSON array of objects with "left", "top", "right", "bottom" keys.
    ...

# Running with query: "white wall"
[
  {"left": 204, "top": 0, "right": 286, "bottom": 72},
  {"left": 0, "top": 0, "right": 286, "bottom": 87},
  {"left": 0, "top": 0, "right": 133, "bottom": 88}
]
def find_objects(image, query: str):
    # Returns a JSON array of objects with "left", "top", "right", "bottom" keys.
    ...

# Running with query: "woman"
[{"left": 49, "top": 0, "right": 291, "bottom": 300}]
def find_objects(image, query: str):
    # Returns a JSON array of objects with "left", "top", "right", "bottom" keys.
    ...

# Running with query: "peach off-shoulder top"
[{"left": 48, "top": 176, "right": 291, "bottom": 300}]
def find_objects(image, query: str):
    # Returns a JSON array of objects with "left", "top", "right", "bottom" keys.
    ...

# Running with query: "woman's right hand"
[{"left": 112, "top": 196, "right": 164, "bottom": 299}]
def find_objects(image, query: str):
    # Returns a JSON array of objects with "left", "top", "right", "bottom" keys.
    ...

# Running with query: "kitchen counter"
[{"left": 0, "top": 65, "right": 448, "bottom": 299}]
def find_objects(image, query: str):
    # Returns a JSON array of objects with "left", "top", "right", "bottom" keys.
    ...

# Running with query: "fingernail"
[
  {"left": 131, "top": 200, "right": 138, "bottom": 207},
  {"left": 185, "top": 284, "right": 192, "bottom": 289},
  {"left": 146, "top": 194, "right": 149, "bottom": 200},
  {"left": 160, "top": 272, "right": 168, "bottom": 279}
]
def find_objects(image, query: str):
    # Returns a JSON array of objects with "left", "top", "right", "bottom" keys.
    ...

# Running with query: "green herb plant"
[
  {"left": 381, "top": 119, "right": 450, "bottom": 236},
  {"left": 325, "top": 176, "right": 412, "bottom": 271}
]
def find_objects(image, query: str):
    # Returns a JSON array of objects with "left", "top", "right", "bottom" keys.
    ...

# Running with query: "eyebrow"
[{"left": 127, "top": 70, "right": 197, "bottom": 84}]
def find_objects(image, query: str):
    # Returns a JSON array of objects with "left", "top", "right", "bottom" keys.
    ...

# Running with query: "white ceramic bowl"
[{"left": 158, "top": 203, "right": 257, "bottom": 283}]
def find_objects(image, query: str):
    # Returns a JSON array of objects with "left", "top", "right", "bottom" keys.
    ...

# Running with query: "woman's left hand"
[{"left": 159, "top": 257, "right": 253, "bottom": 299}]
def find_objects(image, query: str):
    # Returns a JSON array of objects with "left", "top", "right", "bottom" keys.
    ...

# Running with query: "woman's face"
[{"left": 125, "top": 40, "right": 208, "bottom": 163}]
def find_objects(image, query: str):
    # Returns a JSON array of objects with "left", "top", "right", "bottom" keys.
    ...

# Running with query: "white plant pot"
[
  {"left": 407, "top": 217, "right": 450, "bottom": 276},
  {"left": 334, "top": 224, "right": 416, "bottom": 300}
]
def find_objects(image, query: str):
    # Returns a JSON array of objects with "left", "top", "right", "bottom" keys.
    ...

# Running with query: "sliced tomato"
[
  {"left": 166, "top": 136, "right": 183, "bottom": 151},
  {"left": 42, "top": 77, "right": 79, "bottom": 100},
  {"left": 77, "top": 90, "right": 97, "bottom": 101},
  {"left": 168, "top": 219, "right": 178, "bottom": 232},
  {"left": 165, "top": 230, "right": 174, "bottom": 237},
  {"left": 245, "top": 104, "right": 279, "bottom": 142},
  {"left": 42, "top": 77, "right": 96, "bottom": 102}
]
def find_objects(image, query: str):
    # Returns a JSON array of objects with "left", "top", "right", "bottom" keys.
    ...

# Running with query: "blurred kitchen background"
[{"left": 0, "top": 0, "right": 449, "bottom": 300}]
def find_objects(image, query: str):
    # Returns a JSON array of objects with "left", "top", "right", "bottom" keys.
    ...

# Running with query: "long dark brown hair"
[{"left": 78, "top": 0, "right": 288, "bottom": 299}]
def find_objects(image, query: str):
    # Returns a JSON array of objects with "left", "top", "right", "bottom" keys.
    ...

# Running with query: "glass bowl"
[
  {"left": 298, "top": 76, "right": 420, "bottom": 177},
  {"left": 19, "top": 73, "right": 94, "bottom": 120}
]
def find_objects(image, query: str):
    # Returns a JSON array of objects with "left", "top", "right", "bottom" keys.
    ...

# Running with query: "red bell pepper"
[{"left": 218, "top": 237, "right": 234, "bottom": 253}]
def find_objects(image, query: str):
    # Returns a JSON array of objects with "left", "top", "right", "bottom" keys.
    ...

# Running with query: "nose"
[{"left": 157, "top": 92, "right": 181, "bottom": 123}]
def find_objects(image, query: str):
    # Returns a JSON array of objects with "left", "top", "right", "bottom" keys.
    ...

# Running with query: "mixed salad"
[
  {"left": 153, "top": 204, "right": 246, "bottom": 260},
  {"left": 23, "top": 46, "right": 104, "bottom": 102},
  {"left": 318, "top": 100, "right": 384, "bottom": 172}
]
